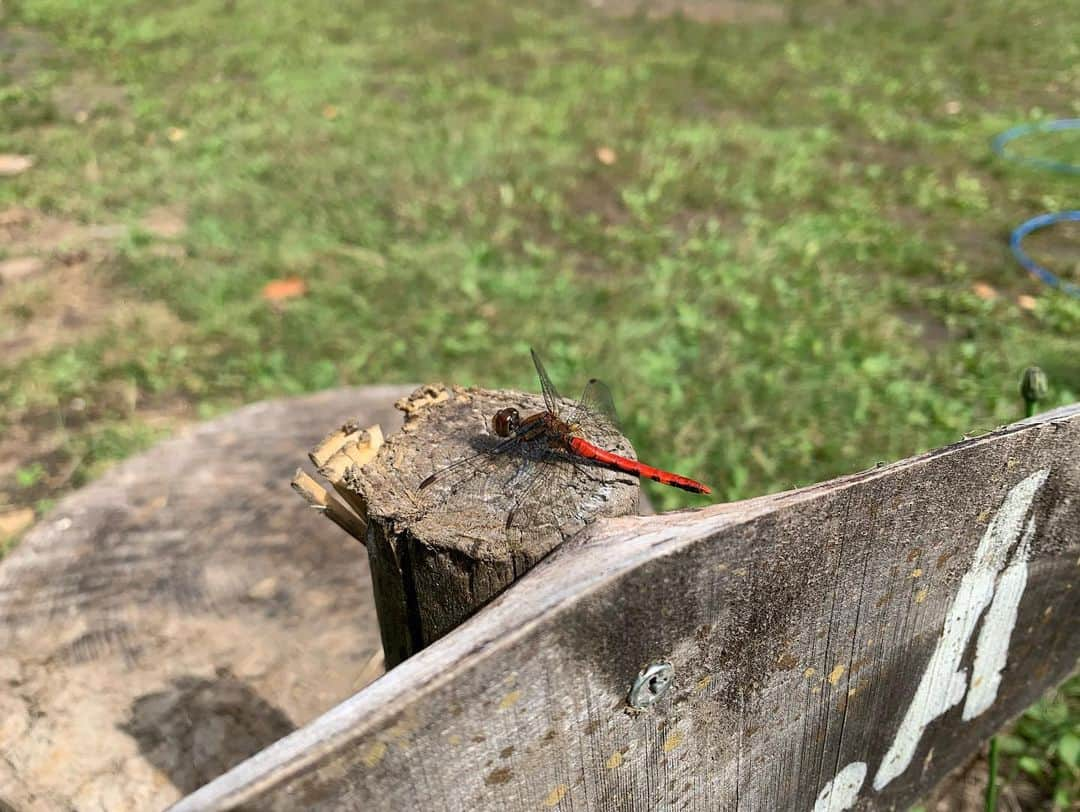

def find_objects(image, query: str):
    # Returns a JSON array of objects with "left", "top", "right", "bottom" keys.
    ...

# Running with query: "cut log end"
[
  {"left": 355, "top": 385, "right": 640, "bottom": 555},
  {"left": 347, "top": 384, "right": 641, "bottom": 665}
]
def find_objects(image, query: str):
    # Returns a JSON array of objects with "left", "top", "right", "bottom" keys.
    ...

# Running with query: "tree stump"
[
  {"left": 348, "top": 384, "right": 641, "bottom": 667},
  {"left": 0, "top": 386, "right": 412, "bottom": 811}
]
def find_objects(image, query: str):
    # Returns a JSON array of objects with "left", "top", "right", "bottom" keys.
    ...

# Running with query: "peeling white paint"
[
  {"left": 963, "top": 515, "right": 1036, "bottom": 720},
  {"left": 873, "top": 469, "right": 1049, "bottom": 791},
  {"left": 814, "top": 762, "right": 866, "bottom": 812}
]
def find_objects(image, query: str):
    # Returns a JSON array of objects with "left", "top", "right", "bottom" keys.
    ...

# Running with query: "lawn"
[{"left": 1, "top": 0, "right": 1078, "bottom": 805}]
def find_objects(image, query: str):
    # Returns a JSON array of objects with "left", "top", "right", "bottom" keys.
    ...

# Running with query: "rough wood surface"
[
  {"left": 351, "top": 384, "right": 639, "bottom": 666},
  {"left": 174, "top": 404, "right": 1080, "bottom": 812},
  {"left": 0, "top": 386, "right": 413, "bottom": 812}
]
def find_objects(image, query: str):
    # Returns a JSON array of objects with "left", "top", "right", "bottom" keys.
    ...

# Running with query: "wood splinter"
[
  {"left": 291, "top": 469, "right": 367, "bottom": 543},
  {"left": 293, "top": 421, "right": 386, "bottom": 545}
]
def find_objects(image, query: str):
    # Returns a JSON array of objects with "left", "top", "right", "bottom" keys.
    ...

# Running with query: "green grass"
[
  {"left": 1, "top": 0, "right": 1078, "bottom": 806},
  {"left": 996, "top": 679, "right": 1080, "bottom": 809}
]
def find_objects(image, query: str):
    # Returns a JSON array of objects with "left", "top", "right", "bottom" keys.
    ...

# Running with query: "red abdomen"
[{"left": 568, "top": 437, "right": 711, "bottom": 495}]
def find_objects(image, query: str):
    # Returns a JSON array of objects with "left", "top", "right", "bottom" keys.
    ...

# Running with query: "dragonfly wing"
[
  {"left": 417, "top": 436, "right": 537, "bottom": 520},
  {"left": 503, "top": 449, "right": 576, "bottom": 536},
  {"left": 569, "top": 378, "right": 623, "bottom": 442},
  {"left": 530, "top": 348, "right": 563, "bottom": 418},
  {"left": 419, "top": 433, "right": 564, "bottom": 529},
  {"left": 418, "top": 434, "right": 519, "bottom": 491}
]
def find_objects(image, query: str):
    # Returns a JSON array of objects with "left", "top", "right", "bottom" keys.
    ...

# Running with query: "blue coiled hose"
[{"left": 992, "top": 118, "right": 1079, "bottom": 297}]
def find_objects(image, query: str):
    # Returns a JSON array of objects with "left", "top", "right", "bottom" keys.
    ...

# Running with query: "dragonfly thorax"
[{"left": 493, "top": 407, "right": 573, "bottom": 442}]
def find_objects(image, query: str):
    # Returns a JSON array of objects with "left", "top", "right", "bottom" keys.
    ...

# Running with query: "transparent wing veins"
[
  {"left": 530, "top": 348, "right": 563, "bottom": 418},
  {"left": 568, "top": 378, "right": 622, "bottom": 447}
]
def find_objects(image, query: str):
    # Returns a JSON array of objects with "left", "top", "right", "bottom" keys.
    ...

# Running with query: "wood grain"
[
  {"left": 174, "top": 405, "right": 1080, "bottom": 811},
  {"left": 0, "top": 386, "right": 413, "bottom": 811},
  {"left": 351, "top": 384, "right": 639, "bottom": 666}
]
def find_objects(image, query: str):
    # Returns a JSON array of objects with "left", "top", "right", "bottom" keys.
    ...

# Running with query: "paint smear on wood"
[
  {"left": 497, "top": 690, "right": 521, "bottom": 710},
  {"left": 663, "top": 731, "right": 683, "bottom": 753},
  {"left": 963, "top": 515, "right": 1036, "bottom": 720},
  {"left": 814, "top": 762, "right": 867, "bottom": 812},
  {"left": 361, "top": 741, "right": 387, "bottom": 767},
  {"left": 873, "top": 469, "right": 1048, "bottom": 791},
  {"left": 542, "top": 784, "right": 568, "bottom": 806}
]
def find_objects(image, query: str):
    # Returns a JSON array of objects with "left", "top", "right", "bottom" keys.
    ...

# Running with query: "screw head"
[{"left": 628, "top": 662, "right": 674, "bottom": 709}]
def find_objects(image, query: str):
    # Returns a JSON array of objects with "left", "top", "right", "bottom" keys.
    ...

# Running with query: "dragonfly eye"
[{"left": 492, "top": 408, "right": 520, "bottom": 437}]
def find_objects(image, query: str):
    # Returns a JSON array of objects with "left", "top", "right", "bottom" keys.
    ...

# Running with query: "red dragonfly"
[{"left": 419, "top": 349, "right": 710, "bottom": 533}]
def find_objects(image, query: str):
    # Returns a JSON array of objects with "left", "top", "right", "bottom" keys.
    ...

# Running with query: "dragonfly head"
[{"left": 492, "top": 407, "right": 521, "bottom": 438}]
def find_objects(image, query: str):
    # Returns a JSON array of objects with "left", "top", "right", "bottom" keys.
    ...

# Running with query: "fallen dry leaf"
[
  {"left": 0, "top": 508, "right": 35, "bottom": 539},
  {"left": 261, "top": 276, "right": 307, "bottom": 302},
  {"left": 1017, "top": 294, "right": 1037, "bottom": 311},
  {"left": 944, "top": 100, "right": 962, "bottom": 115},
  {"left": 322, "top": 104, "right": 339, "bottom": 120},
  {"left": 596, "top": 146, "right": 617, "bottom": 165},
  {"left": 0, "top": 155, "right": 34, "bottom": 176},
  {"left": 0, "top": 256, "right": 46, "bottom": 284},
  {"left": 167, "top": 127, "right": 186, "bottom": 143},
  {"left": 972, "top": 282, "right": 998, "bottom": 301}
]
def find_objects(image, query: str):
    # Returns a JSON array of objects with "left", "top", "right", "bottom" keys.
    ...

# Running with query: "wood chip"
[
  {"left": 317, "top": 425, "right": 383, "bottom": 520},
  {"left": 291, "top": 469, "right": 366, "bottom": 544},
  {"left": 394, "top": 384, "right": 450, "bottom": 417},
  {"left": 596, "top": 146, "right": 617, "bottom": 165},
  {"left": 0, "top": 155, "right": 34, "bottom": 177},
  {"left": 353, "top": 649, "right": 385, "bottom": 690},
  {"left": 344, "top": 425, "right": 384, "bottom": 468},
  {"left": 309, "top": 420, "right": 363, "bottom": 468}
]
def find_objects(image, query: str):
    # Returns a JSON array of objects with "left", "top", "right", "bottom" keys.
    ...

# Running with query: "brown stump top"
[{"left": 347, "top": 384, "right": 641, "bottom": 665}]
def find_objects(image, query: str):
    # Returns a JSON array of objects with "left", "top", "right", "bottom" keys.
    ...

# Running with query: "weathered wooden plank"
[{"left": 173, "top": 404, "right": 1080, "bottom": 811}]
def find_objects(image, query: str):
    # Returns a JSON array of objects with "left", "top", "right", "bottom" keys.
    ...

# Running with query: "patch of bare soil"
[
  {"left": 0, "top": 206, "right": 188, "bottom": 363},
  {"left": 1, "top": 26, "right": 129, "bottom": 122},
  {"left": 0, "top": 27, "right": 58, "bottom": 81},
  {"left": 50, "top": 69, "right": 129, "bottom": 122},
  {"left": 0, "top": 205, "right": 191, "bottom": 544},
  {"left": 568, "top": 170, "right": 634, "bottom": 229},
  {"left": 0, "top": 22, "right": 194, "bottom": 550}
]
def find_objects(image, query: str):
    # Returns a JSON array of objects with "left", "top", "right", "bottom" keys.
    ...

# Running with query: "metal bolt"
[{"left": 628, "top": 662, "right": 674, "bottom": 709}]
